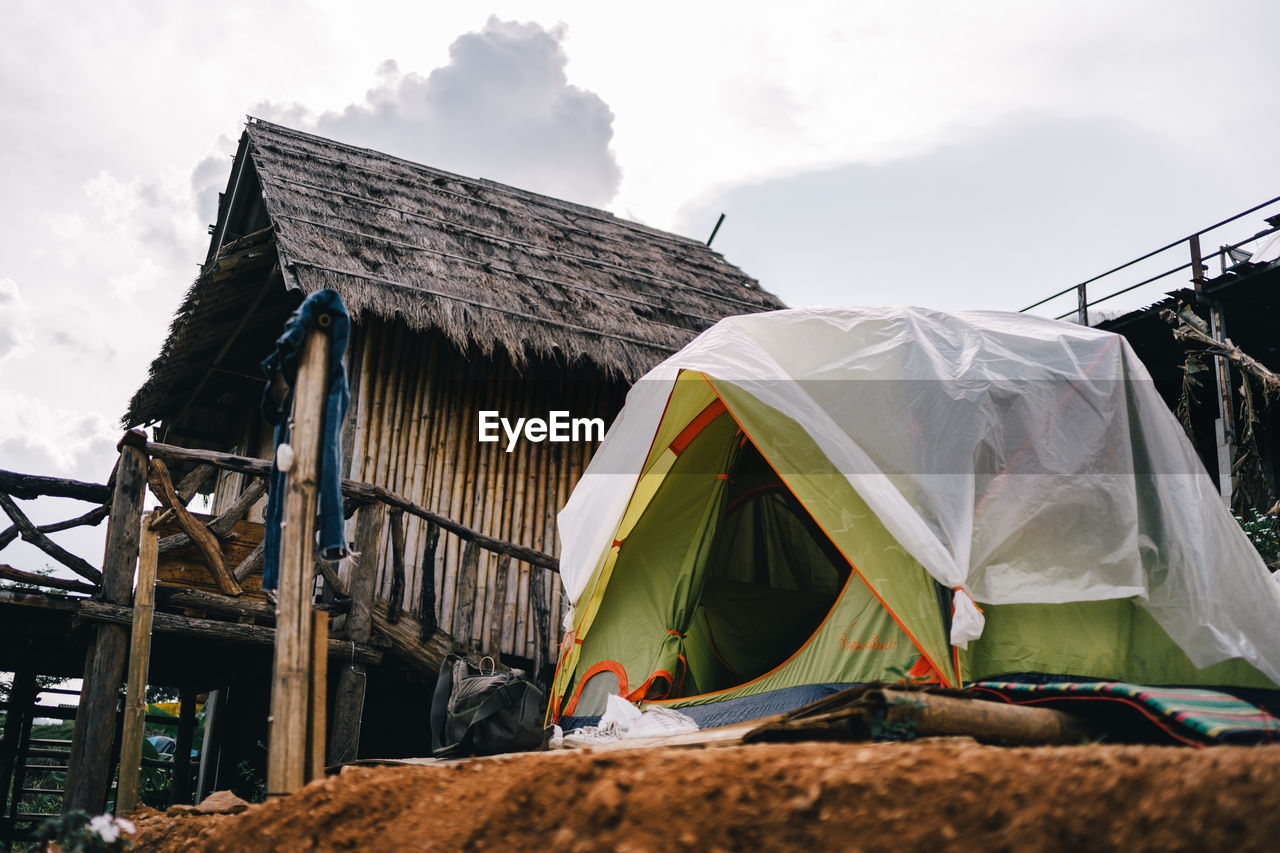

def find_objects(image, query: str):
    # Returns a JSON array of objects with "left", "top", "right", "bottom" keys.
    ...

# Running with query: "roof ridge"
[{"left": 245, "top": 117, "right": 716, "bottom": 252}]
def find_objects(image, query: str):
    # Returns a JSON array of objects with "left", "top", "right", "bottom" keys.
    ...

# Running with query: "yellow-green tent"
[{"left": 550, "top": 309, "right": 1280, "bottom": 724}]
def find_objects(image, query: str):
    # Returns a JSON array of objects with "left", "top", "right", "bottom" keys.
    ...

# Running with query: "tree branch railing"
[
  {"left": 3, "top": 435, "right": 561, "bottom": 668},
  {"left": 0, "top": 470, "right": 113, "bottom": 594}
]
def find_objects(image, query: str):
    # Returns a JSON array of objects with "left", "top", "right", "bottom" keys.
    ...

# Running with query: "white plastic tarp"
[{"left": 558, "top": 307, "right": 1280, "bottom": 683}]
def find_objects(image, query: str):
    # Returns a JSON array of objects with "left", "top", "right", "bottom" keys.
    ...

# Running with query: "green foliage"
[
  {"left": 236, "top": 759, "right": 267, "bottom": 803},
  {"left": 35, "top": 811, "right": 136, "bottom": 852}
]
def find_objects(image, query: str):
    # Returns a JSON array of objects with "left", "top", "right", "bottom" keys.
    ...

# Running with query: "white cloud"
[
  {"left": 0, "top": 278, "right": 33, "bottom": 365},
  {"left": 254, "top": 17, "right": 622, "bottom": 207}
]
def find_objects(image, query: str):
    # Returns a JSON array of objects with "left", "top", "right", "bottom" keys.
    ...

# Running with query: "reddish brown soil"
[{"left": 128, "top": 740, "right": 1280, "bottom": 852}]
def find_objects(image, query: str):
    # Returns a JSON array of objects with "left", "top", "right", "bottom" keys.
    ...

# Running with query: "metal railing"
[{"left": 1020, "top": 195, "right": 1280, "bottom": 324}]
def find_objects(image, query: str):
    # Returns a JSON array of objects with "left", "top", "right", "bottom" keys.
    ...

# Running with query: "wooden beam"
[
  {"left": 158, "top": 477, "right": 265, "bottom": 555},
  {"left": 65, "top": 432, "right": 148, "bottom": 814},
  {"left": 75, "top": 599, "right": 381, "bottom": 666},
  {"left": 0, "top": 563, "right": 96, "bottom": 595},
  {"left": 159, "top": 587, "right": 275, "bottom": 620},
  {"left": 268, "top": 324, "right": 329, "bottom": 797},
  {"left": 371, "top": 600, "right": 458, "bottom": 675},
  {"left": 0, "top": 469, "right": 112, "bottom": 503},
  {"left": 147, "top": 458, "right": 242, "bottom": 597},
  {"left": 116, "top": 513, "right": 160, "bottom": 813}
]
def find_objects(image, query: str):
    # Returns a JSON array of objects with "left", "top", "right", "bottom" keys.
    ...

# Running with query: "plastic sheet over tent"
[{"left": 558, "top": 307, "right": 1280, "bottom": 684}]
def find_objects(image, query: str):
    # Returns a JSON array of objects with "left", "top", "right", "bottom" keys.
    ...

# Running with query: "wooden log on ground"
[
  {"left": 65, "top": 431, "right": 148, "bottom": 814},
  {"left": 147, "top": 458, "right": 241, "bottom": 597},
  {"left": 76, "top": 599, "right": 381, "bottom": 666},
  {"left": 268, "top": 323, "right": 329, "bottom": 797},
  {"left": 0, "top": 563, "right": 97, "bottom": 595},
  {"left": 742, "top": 687, "right": 1092, "bottom": 747},
  {"left": 0, "top": 492, "right": 103, "bottom": 584},
  {"left": 0, "top": 503, "right": 110, "bottom": 550},
  {"left": 386, "top": 509, "right": 406, "bottom": 623},
  {"left": 327, "top": 502, "right": 384, "bottom": 765},
  {"left": 0, "top": 469, "right": 112, "bottom": 503},
  {"left": 116, "top": 513, "right": 160, "bottom": 813}
]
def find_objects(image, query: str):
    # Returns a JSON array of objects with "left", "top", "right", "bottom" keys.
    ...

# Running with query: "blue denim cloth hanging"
[{"left": 260, "top": 288, "right": 350, "bottom": 591}]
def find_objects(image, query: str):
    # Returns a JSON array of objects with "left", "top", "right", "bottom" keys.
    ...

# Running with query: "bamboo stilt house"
[{"left": 125, "top": 118, "right": 784, "bottom": 670}]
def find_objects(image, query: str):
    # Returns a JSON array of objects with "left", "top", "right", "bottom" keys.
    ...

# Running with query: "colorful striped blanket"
[{"left": 973, "top": 680, "right": 1280, "bottom": 745}]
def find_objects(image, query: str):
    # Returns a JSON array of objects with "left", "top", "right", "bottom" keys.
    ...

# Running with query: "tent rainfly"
[{"left": 549, "top": 307, "right": 1280, "bottom": 725}]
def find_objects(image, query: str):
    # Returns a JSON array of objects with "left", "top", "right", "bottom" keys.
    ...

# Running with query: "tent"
[{"left": 548, "top": 308, "right": 1280, "bottom": 725}]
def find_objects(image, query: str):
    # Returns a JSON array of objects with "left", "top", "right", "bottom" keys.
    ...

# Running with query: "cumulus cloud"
[
  {"left": 254, "top": 17, "right": 621, "bottom": 207},
  {"left": 0, "top": 278, "right": 33, "bottom": 365}
]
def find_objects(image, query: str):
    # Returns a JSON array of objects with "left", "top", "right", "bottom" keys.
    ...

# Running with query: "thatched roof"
[{"left": 125, "top": 119, "right": 782, "bottom": 429}]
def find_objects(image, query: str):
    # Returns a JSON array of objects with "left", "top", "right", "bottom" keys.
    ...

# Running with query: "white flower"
[
  {"left": 116, "top": 817, "right": 137, "bottom": 835},
  {"left": 89, "top": 814, "right": 122, "bottom": 844}
]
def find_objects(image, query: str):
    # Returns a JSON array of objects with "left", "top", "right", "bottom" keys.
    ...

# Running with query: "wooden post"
[
  {"left": 170, "top": 687, "right": 197, "bottom": 806},
  {"left": 327, "top": 502, "right": 384, "bottom": 765},
  {"left": 65, "top": 430, "right": 148, "bottom": 814},
  {"left": 0, "top": 662, "right": 35, "bottom": 820},
  {"left": 307, "top": 609, "right": 328, "bottom": 779},
  {"left": 386, "top": 509, "right": 406, "bottom": 623},
  {"left": 115, "top": 512, "right": 159, "bottom": 813},
  {"left": 267, "top": 323, "right": 330, "bottom": 797}
]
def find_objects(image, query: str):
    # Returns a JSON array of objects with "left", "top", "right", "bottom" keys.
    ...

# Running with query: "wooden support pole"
[
  {"left": 418, "top": 522, "right": 439, "bottom": 640},
  {"left": 386, "top": 509, "right": 406, "bottom": 623},
  {"left": 327, "top": 502, "right": 384, "bottom": 765},
  {"left": 115, "top": 513, "right": 159, "bottom": 813},
  {"left": 65, "top": 430, "right": 148, "bottom": 814},
  {"left": 453, "top": 541, "right": 480, "bottom": 652},
  {"left": 308, "top": 609, "right": 328, "bottom": 779},
  {"left": 170, "top": 687, "right": 197, "bottom": 806},
  {"left": 0, "top": 659, "right": 35, "bottom": 820},
  {"left": 488, "top": 554, "right": 511, "bottom": 658},
  {"left": 267, "top": 324, "right": 330, "bottom": 798}
]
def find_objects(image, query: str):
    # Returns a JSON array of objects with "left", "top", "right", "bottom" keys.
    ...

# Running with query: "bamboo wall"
[{"left": 342, "top": 317, "right": 628, "bottom": 664}]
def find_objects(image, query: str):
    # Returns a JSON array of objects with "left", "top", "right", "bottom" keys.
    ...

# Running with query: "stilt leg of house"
[
  {"left": 65, "top": 434, "right": 148, "bottom": 813},
  {"left": 0, "top": 663, "right": 36, "bottom": 828},
  {"left": 170, "top": 687, "right": 197, "bottom": 806}
]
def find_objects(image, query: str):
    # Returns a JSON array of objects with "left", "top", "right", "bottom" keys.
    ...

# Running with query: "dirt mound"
[{"left": 128, "top": 740, "right": 1280, "bottom": 851}]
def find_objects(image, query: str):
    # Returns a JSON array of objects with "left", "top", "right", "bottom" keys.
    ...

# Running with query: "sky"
[{"left": 2, "top": 0, "right": 1280, "bottom": 570}]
